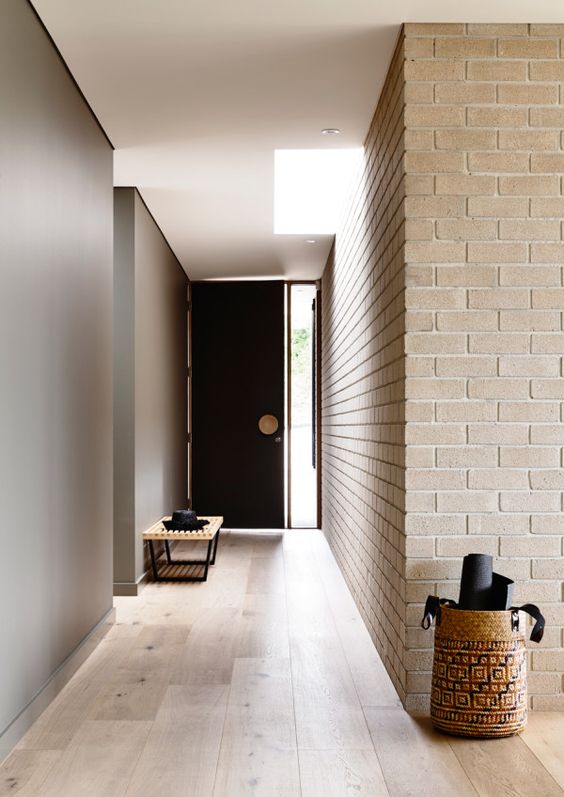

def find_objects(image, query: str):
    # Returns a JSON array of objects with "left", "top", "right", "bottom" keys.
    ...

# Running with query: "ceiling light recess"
[
  {"left": 305, "top": 239, "right": 317, "bottom": 244},
  {"left": 321, "top": 128, "right": 341, "bottom": 136}
]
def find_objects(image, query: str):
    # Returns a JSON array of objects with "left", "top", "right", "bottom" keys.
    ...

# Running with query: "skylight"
[{"left": 274, "top": 148, "right": 364, "bottom": 235}]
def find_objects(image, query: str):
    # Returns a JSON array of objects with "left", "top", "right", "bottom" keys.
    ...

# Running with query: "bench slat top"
[{"left": 143, "top": 515, "right": 223, "bottom": 541}]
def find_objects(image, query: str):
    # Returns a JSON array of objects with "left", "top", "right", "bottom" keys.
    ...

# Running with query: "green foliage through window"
[{"left": 292, "top": 327, "right": 311, "bottom": 376}]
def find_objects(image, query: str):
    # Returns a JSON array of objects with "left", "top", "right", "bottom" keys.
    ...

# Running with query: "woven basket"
[{"left": 430, "top": 605, "right": 527, "bottom": 738}]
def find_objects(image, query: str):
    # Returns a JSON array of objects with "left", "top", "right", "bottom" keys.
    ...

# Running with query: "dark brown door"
[{"left": 191, "top": 281, "right": 285, "bottom": 528}]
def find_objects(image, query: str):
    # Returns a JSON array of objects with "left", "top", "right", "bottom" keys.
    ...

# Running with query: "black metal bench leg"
[
  {"left": 201, "top": 539, "right": 214, "bottom": 582},
  {"left": 211, "top": 529, "right": 220, "bottom": 565},
  {"left": 148, "top": 540, "right": 159, "bottom": 580},
  {"left": 165, "top": 540, "right": 172, "bottom": 564}
]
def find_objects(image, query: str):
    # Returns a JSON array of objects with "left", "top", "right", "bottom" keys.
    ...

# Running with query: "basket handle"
[
  {"left": 510, "top": 604, "right": 545, "bottom": 643},
  {"left": 421, "top": 595, "right": 453, "bottom": 629},
  {"left": 422, "top": 597, "right": 545, "bottom": 643}
]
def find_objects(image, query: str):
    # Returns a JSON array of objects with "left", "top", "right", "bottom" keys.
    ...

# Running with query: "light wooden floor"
[{"left": 2, "top": 529, "right": 563, "bottom": 796}]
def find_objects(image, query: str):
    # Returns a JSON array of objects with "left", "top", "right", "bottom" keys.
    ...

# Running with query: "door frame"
[
  {"left": 188, "top": 279, "right": 322, "bottom": 530},
  {"left": 187, "top": 280, "right": 193, "bottom": 508}
]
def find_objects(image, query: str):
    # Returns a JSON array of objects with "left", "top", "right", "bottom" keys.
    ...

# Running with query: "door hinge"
[{"left": 187, "top": 432, "right": 192, "bottom": 444}]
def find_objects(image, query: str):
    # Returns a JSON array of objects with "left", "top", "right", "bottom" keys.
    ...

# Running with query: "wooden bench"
[{"left": 143, "top": 515, "right": 223, "bottom": 582}]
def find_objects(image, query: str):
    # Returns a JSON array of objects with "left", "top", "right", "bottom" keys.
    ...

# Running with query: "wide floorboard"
[{"left": 2, "top": 530, "right": 562, "bottom": 796}]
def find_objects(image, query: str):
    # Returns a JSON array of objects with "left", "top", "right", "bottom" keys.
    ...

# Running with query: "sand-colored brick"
[
  {"left": 405, "top": 333, "right": 466, "bottom": 356},
  {"left": 469, "top": 468, "right": 529, "bottom": 490},
  {"left": 530, "top": 470, "right": 564, "bottom": 490},
  {"left": 437, "top": 309, "right": 497, "bottom": 330},
  {"left": 531, "top": 243, "right": 564, "bottom": 262},
  {"left": 499, "top": 356, "right": 560, "bottom": 377},
  {"left": 500, "top": 310, "right": 560, "bottom": 331},
  {"left": 467, "top": 59, "right": 528, "bottom": 80},
  {"left": 404, "top": 83, "right": 434, "bottom": 104},
  {"left": 532, "top": 560, "right": 564, "bottom": 579},
  {"left": 404, "top": 37, "right": 434, "bottom": 58},
  {"left": 498, "top": 38, "right": 559, "bottom": 59},
  {"left": 532, "top": 515, "right": 564, "bottom": 534},
  {"left": 436, "top": 219, "right": 497, "bottom": 241},
  {"left": 468, "top": 514, "right": 529, "bottom": 535},
  {"left": 501, "top": 446, "right": 560, "bottom": 468},
  {"left": 435, "top": 174, "right": 496, "bottom": 196},
  {"left": 531, "top": 334, "right": 564, "bottom": 354},
  {"left": 434, "top": 81, "right": 496, "bottom": 104},
  {"left": 403, "top": 23, "right": 465, "bottom": 36},
  {"left": 405, "top": 514, "right": 466, "bottom": 535},
  {"left": 467, "top": 106, "right": 528, "bottom": 127},
  {"left": 405, "top": 469, "right": 465, "bottom": 491},
  {"left": 499, "top": 402, "right": 560, "bottom": 422},
  {"left": 404, "top": 151, "right": 465, "bottom": 174},
  {"left": 500, "top": 492, "right": 561, "bottom": 512},
  {"left": 405, "top": 59, "right": 464, "bottom": 81},
  {"left": 436, "top": 447, "right": 498, "bottom": 469},
  {"left": 468, "top": 197, "right": 529, "bottom": 219},
  {"left": 500, "top": 219, "right": 561, "bottom": 240},
  {"left": 405, "top": 311, "right": 434, "bottom": 331},
  {"left": 531, "top": 378, "right": 564, "bottom": 398},
  {"left": 437, "top": 536, "right": 498, "bottom": 557},
  {"left": 498, "top": 129, "right": 559, "bottom": 151},
  {"left": 469, "top": 333, "right": 529, "bottom": 353},
  {"left": 437, "top": 491, "right": 498, "bottom": 513},
  {"left": 435, "top": 128, "right": 497, "bottom": 150},
  {"left": 529, "top": 60, "right": 564, "bottom": 80},
  {"left": 531, "top": 424, "right": 564, "bottom": 444},
  {"left": 530, "top": 107, "right": 564, "bottom": 127},
  {"left": 530, "top": 23, "right": 564, "bottom": 36},
  {"left": 499, "top": 266, "right": 561, "bottom": 287},
  {"left": 436, "top": 400, "right": 497, "bottom": 422},
  {"left": 404, "top": 219, "right": 434, "bottom": 240},
  {"left": 468, "top": 288, "right": 528, "bottom": 309},
  {"left": 467, "top": 152, "right": 529, "bottom": 173},
  {"left": 435, "top": 37, "right": 496, "bottom": 58},
  {"left": 501, "top": 536, "right": 562, "bottom": 557},
  {"left": 531, "top": 153, "right": 564, "bottom": 173},
  {"left": 406, "top": 377, "right": 464, "bottom": 400},
  {"left": 406, "top": 424, "right": 466, "bottom": 445},
  {"left": 467, "top": 243, "right": 526, "bottom": 263},
  {"left": 498, "top": 83, "right": 558, "bottom": 104},
  {"left": 468, "top": 423, "right": 529, "bottom": 445},
  {"left": 404, "top": 129, "right": 434, "bottom": 149},
  {"left": 404, "top": 242, "right": 466, "bottom": 263},
  {"left": 436, "top": 356, "right": 496, "bottom": 377},
  {"left": 532, "top": 289, "right": 564, "bottom": 309},
  {"left": 436, "top": 266, "right": 497, "bottom": 287},
  {"left": 499, "top": 175, "right": 560, "bottom": 196},
  {"left": 530, "top": 197, "right": 564, "bottom": 217},
  {"left": 468, "top": 378, "right": 529, "bottom": 400},
  {"left": 405, "top": 196, "right": 465, "bottom": 218},
  {"left": 405, "top": 105, "right": 465, "bottom": 127}
]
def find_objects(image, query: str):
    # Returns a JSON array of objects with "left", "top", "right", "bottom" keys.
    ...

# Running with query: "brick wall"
[
  {"left": 322, "top": 23, "right": 564, "bottom": 711},
  {"left": 403, "top": 22, "right": 564, "bottom": 712},
  {"left": 321, "top": 35, "right": 407, "bottom": 700}
]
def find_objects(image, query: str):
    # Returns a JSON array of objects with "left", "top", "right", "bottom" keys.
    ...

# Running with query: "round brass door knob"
[{"left": 258, "top": 414, "right": 279, "bottom": 435}]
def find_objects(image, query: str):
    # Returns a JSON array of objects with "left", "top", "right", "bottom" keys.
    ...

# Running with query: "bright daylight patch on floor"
[{"left": 274, "top": 148, "right": 363, "bottom": 234}]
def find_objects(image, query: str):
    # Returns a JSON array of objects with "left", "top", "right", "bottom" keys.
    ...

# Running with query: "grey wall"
[
  {"left": 114, "top": 189, "right": 188, "bottom": 590},
  {"left": 0, "top": 0, "right": 113, "bottom": 739}
]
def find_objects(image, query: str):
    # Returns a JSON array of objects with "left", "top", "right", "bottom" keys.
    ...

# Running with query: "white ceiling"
[{"left": 33, "top": 0, "right": 564, "bottom": 280}]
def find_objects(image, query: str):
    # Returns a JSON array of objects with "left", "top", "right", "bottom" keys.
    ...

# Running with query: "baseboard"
[
  {"left": 113, "top": 568, "right": 150, "bottom": 596},
  {"left": 0, "top": 606, "right": 115, "bottom": 765}
]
